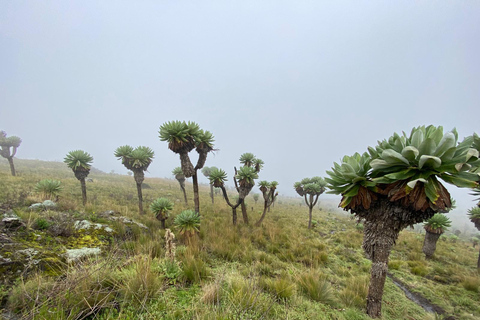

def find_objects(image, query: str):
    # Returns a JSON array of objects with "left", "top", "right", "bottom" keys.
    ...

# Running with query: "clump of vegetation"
[{"left": 34, "top": 179, "right": 63, "bottom": 200}]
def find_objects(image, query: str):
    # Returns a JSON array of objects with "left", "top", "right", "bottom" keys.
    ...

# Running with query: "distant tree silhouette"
[{"left": 0, "top": 131, "right": 22, "bottom": 176}]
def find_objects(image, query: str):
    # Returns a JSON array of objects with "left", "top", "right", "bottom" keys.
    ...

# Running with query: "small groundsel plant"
[
  {"left": 150, "top": 197, "right": 174, "bottom": 229},
  {"left": 34, "top": 179, "right": 63, "bottom": 200},
  {"left": 174, "top": 210, "right": 201, "bottom": 245}
]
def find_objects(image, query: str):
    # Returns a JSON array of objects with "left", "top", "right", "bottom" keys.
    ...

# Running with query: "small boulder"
[{"left": 65, "top": 248, "right": 101, "bottom": 263}]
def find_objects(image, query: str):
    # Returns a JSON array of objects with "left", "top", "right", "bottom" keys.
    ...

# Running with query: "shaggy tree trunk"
[
  {"left": 134, "top": 170, "right": 145, "bottom": 215},
  {"left": 193, "top": 172, "right": 200, "bottom": 214},
  {"left": 219, "top": 186, "right": 242, "bottom": 226},
  {"left": 364, "top": 219, "right": 397, "bottom": 318},
  {"left": 181, "top": 183, "right": 188, "bottom": 205},
  {"left": 356, "top": 197, "right": 435, "bottom": 318},
  {"left": 179, "top": 152, "right": 195, "bottom": 178},
  {"left": 155, "top": 213, "right": 167, "bottom": 229},
  {"left": 80, "top": 178, "right": 87, "bottom": 206},
  {"left": 210, "top": 184, "right": 214, "bottom": 204},
  {"left": 305, "top": 194, "right": 319, "bottom": 229},
  {"left": 232, "top": 207, "right": 237, "bottom": 225},
  {"left": 175, "top": 176, "right": 188, "bottom": 205},
  {"left": 136, "top": 182, "right": 143, "bottom": 214},
  {"left": 74, "top": 169, "right": 90, "bottom": 206},
  {"left": 241, "top": 202, "right": 249, "bottom": 224},
  {"left": 422, "top": 231, "right": 441, "bottom": 259},
  {"left": 478, "top": 247, "right": 480, "bottom": 269},
  {"left": 7, "top": 157, "right": 15, "bottom": 176}
]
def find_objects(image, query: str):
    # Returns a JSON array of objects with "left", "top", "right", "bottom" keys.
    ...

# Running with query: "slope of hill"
[{"left": 0, "top": 158, "right": 479, "bottom": 319}]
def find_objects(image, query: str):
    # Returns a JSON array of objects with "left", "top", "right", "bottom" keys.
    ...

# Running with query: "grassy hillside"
[{"left": 0, "top": 158, "right": 479, "bottom": 319}]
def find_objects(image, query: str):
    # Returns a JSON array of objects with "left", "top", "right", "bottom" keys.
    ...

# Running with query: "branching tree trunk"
[
  {"left": 74, "top": 169, "right": 90, "bottom": 206},
  {"left": 255, "top": 188, "right": 275, "bottom": 226},
  {"left": 7, "top": 157, "right": 16, "bottom": 176},
  {"left": 305, "top": 193, "right": 320, "bottom": 229},
  {"left": 219, "top": 186, "right": 242, "bottom": 225},
  {"left": 134, "top": 170, "right": 145, "bottom": 215},
  {"left": 192, "top": 172, "right": 200, "bottom": 214}
]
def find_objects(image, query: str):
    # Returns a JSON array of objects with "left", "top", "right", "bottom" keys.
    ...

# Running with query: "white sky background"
[{"left": 1, "top": 1, "right": 479, "bottom": 223}]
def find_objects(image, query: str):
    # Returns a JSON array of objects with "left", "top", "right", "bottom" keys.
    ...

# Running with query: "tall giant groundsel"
[{"left": 326, "top": 125, "right": 480, "bottom": 318}]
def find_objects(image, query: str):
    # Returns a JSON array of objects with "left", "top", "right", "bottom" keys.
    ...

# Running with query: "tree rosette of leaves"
[
  {"left": 235, "top": 166, "right": 258, "bottom": 196},
  {"left": 294, "top": 177, "right": 327, "bottom": 198},
  {"left": 208, "top": 168, "right": 228, "bottom": 188},
  {"left": 327, "top": 126, "right": 480, "bottom": 216},
  {"left": 424, "top": 213, "right": 451, "bottom": 234},
  {"left": 159, "top": 121, "right": 214, "bottom": 177},
  {"left": 150, "top": 198, "right": 174, "bottom": 228}
]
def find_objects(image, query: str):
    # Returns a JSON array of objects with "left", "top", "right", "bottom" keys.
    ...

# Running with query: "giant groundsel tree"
[
  {"left": 255, "top": 180, "right": 278, "bottom": 226},
  {"left": 114, "top": 145, "right": 154, "bottom": 215},
  {"left": 172, "top": 167, "right": 188, "bottom": 205},
  {"left": 236, "top": 153, "right": 263, "bottom": 224},
  {"left": 202, "top": 166, "right": 217, "bottom": 204},
  {"left": 208, "top": 165, "right": 258, "bottom": 225},
  {"left": 294, "top": 177, "right": 327, "bottom": 229},
  {"left": 159, "top": 121, "right": 214, "bottom": 213},
  {"left": 0, "top": 131, "right": 22, "bottom": 176},
  {"left": 422, "top": 213, "right": 452, "bottom": 259},
  {"left": 326, "top": 125, "right": 480, "bottom": 318},
  {"left": 64, "top": 150, "right": 94, "bottom": 206}
]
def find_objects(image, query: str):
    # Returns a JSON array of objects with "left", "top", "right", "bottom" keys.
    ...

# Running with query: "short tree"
[
  {"left": 422, "top": 214, "right": 452, "bottom": 258},
  {"left": 253, "top": 193, "right": 260, "bottom": 204},
  {"left": 326, "top": 126, "right": 480, "bottom": 318},
  {"left": 255, "top": 180, "right": 278, "bottom": 226},
  {"left": 150, "top": 198, "right": 174, "bottom": 229},
  {"left": 294, "top": 177, "right": 327, "bottom": 229},
  {"left": 172, "top": 167, "right": 188, "bottom": 205},
  {"left": 114, "top": 145, "right": 154, "bottom": 215},
  {"left": 159, "top": 121, "right": 215, "bottom": 214},
  {"left": 0, "top": 131, "right": 22, "bottom": 176},
  {"left": 64, "top": 150, "right": 93, "bottom": 206}
]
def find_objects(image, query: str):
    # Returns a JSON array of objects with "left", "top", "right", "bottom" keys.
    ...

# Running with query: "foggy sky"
[{"left": 1, "top": 1, "right": 479, "bottom": 217}]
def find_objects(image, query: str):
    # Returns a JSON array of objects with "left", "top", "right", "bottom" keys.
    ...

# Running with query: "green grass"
[{"left": 1, "top": 158, "right": 480, "bottom": 319}]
